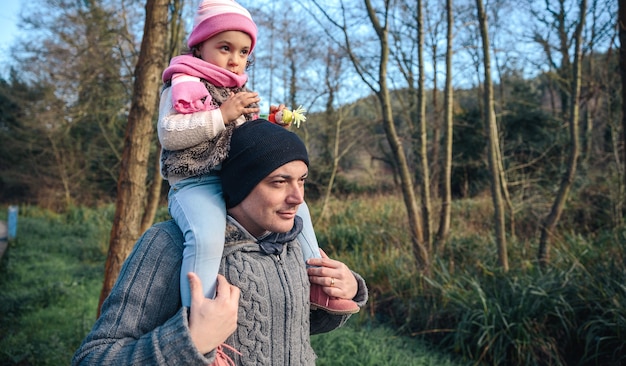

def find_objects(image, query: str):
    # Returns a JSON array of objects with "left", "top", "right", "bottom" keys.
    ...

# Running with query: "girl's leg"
[
  {"left": 169, "top": 175, "right": 226, "bottom": 307},
  {"left": 296, "top": 202, "right": 321, "bottom": 263}
]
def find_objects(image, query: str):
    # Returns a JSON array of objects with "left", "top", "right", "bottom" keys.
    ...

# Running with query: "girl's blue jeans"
[{"left": 169, "top": 174, "right": 321, "bottom": 307}]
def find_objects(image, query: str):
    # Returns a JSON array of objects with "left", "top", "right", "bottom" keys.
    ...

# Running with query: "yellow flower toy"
[{"left": 268, "top": 105, "right": 306, "bottom": 128}]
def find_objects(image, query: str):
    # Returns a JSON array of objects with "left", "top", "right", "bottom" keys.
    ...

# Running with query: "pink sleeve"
[{"left": 170, "top": 74, "right": 213, "bottom": 114}]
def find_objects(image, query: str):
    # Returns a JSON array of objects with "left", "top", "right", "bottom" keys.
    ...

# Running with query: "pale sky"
[{"left": 0, "top": 0, "right": 21, "bottom": 78}]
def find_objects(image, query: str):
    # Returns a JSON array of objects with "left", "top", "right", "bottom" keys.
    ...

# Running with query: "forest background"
[{"left": 0, "top": 0, "right": 625, "bottom": 365}]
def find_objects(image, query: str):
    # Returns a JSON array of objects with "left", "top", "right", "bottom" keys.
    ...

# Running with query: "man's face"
[{"left": 229, "top": 160, "right": 308, "bottom": 237}]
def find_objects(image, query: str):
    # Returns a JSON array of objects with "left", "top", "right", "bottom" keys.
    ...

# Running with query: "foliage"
[
  {"left": 0, "top": 1, "right": 620, "bottom": 214},
  {"left": 0, "top": 0, "right": 138, "bottom": 210},
  {"left": 450, "top": 105, "right": 490, "bottom": 198},
  {"left": 422, "top": 234, "right": 626, "bottom": 366}
]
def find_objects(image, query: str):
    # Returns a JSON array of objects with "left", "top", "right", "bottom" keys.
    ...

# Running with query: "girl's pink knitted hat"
[{"left": 187, "top": 0, "right": 257, "bottom": 51}]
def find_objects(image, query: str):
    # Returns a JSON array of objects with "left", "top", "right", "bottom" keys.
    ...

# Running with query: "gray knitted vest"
[{"left": 160, "top": 80, "right": 259, "bottom": 179}]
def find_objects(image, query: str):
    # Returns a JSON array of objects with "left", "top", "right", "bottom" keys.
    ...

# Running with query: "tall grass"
[{"left": 312, "top": 194, "right": 626, "bottom": 366}]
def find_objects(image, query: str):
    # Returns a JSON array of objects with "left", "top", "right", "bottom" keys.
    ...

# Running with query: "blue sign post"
[{"left": 7, "top": 205, "right": 18, "bottom": 241}]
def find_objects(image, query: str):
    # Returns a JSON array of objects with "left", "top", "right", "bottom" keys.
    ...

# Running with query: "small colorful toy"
[{"left": 268, "top": 105, "right": 307, "bottom": 128}]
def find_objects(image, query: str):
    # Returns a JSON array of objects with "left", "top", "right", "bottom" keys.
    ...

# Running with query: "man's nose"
[{"left": 287, "top": 185, "right": 304, "bottom": 204}]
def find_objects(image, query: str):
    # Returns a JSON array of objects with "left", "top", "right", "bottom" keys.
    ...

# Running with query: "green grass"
[
  {"left": 0, "top": 207, "right": 110, "bottom": 365},
  {"left": 0, "top": 204, "right": 468, "bottom": 366},
  {"left": 312, "top": 318, "right": 465, "bottom": 365}
]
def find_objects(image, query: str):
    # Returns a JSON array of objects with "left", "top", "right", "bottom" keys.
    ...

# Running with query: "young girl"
[{"left": 158, "top": 0, "right": 359, "bottom": 315}]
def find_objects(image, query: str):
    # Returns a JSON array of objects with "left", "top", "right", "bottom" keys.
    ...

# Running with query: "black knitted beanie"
[{"left": 221, "top": 119, "right": 309, "bottom": 208}]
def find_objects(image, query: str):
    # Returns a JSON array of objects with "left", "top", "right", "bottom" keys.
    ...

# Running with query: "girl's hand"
[
  {"left": 220, "top": 92, "right": 260, "bottom": 123},
  {"left": 306, "top": 249, "right": 358, "bottom": 300}
]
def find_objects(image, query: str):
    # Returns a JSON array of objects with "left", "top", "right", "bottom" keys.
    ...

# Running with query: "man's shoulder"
[
  {"left": 152, "top": 219, "right": 180, "bottom": 232},
  {"left": 142, "top": 220, "right": 184, "bottom": 247}
]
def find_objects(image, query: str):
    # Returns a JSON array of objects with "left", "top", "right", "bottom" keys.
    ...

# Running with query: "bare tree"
[
  {"left": 424, "top": 2, "right": 446, "bottom": 203},
  {"left": 98, "top": 0, "right": 171, "bottom": 316},
  {"left": 12, "top": 0, "right": 135, "bottom": 210},
  {"left": 392, "top": 0, "right": 433, "bottom": 249},
  {"left": 485, "top": 1, "right": 516, "bottom": 239},
  {"left": 476, "top": 0, "right": 509, "bottom": 271},
  {"left": 315, "top": 48, "right": 365, "bottom": 221},
  {"left": 308, "top": 0, "right": 428, "bottom": 269},
  {"left": 316, "top": 104, "right": 364, "bottom": 222},
  {"left": 538, "top": 0, "right": 587, "bottom": 267},
  {"left": 619, "top": 0, "right": 626, "bottom": 192},
  {"left": 434, "top": 0, "right": 454, "bottom": 254},
  {"left": 416, "top": 0, "right": 433, "bottom": 250}
]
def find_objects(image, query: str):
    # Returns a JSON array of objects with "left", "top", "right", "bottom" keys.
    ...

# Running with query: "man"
[{"left": 73, "top": 119, "right": 368, "bottom": 365}]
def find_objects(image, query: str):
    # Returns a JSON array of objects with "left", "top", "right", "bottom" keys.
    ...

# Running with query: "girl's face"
[{"left": 196, "top": 30, "right": 252, "bottom": 75}]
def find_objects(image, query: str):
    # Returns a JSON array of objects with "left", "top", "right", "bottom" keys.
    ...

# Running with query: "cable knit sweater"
[{"left": 72, "top": 218, "right": 368, "bottom": 366}]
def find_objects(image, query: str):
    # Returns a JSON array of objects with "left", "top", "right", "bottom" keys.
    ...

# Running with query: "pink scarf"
[{"left": 162, "top": 55, "right": 248, "bottom": 88}]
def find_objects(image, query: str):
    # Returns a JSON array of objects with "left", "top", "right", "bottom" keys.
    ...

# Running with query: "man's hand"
[
  {"left": 306, "top": 249, "right": 358, "bottom": 300},
  {"left": 188, "top": 273, "right": 240, "bottom": 354}
]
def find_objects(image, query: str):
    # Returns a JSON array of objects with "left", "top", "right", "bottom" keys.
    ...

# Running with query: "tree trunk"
[
  {"left": 365, "top": 0, "right": 428, "bottom": 270},
  {"left": 495, "top": 128, "right": 515, "bottom": 238},
  {"left": 620, "top": 0, "right": 626, "bottom": 192},
  {"left": 311, "top": 0, "right": 429, "bottom": 269},
  {"left": 476, "top": 0, "right": 508, "bottom": 271},
  {"left": 434, "top": 0, "right": 454, "bottom": 254},
  {"left": 141, "top": 139, "right": 163, "bottom": 233},
  {"left": 317, "top": 108, "right": 361, "bottom": 225},
  {"left": 98, "top": 0, "right": 170, "bottom": 317},
  {"left": 141, "top": 0, "right": 184, "bottom": 233},
  {"left": 417, "top": 0, "right": 432, "bottom": 251},
  {"left": 538, "top": 0, "right": 587, "bottom": 267},
  {"left": 430, "top": 56, "right": 440, "bottom": 204},
  {"left": 318, "top": 51, "right": 338, "bottom": 221}
]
